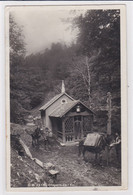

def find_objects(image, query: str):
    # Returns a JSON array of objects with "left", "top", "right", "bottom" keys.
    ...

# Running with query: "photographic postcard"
[{"left": 5, "top": 4, "right": 127, "bottom": 191}]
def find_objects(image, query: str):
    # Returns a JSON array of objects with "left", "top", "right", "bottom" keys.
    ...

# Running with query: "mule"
[
  {"left": 31, "top": 127, "right": 41, "bottom": 147},
  {"left": 78, "top": 133, "right": 113, "bottom": 165},
  {"left": 26, "top": 127, "right": 41, "bottom": 147},
  {"left": 26, "top": 127, "right": 58, "bottom": 149}
]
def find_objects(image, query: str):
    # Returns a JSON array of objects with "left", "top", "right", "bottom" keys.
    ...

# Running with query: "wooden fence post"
[{"left": 106, "top": 92, "right": 112, "bottom": 166}]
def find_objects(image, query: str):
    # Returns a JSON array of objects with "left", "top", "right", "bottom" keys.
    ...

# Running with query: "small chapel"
[{"left": 39, "top": 81, "right": 94, "bottom": 143}]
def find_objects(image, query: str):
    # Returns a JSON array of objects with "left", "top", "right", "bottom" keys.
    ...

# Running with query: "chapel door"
[{"left": 74, "top": 116, "right": 82, "bottom": 140}]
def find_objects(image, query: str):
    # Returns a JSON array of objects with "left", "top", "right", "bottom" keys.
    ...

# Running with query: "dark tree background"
[{"left": 10, "top": 10, "right": 121, "bottom": 133}]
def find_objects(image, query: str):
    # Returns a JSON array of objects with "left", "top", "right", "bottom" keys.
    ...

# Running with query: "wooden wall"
[
  {"left": 45, "top": 94, "right": 72, "bottom": 129},
  {"left": 42, "top": 94, "right": 73, "bottom": 130}
]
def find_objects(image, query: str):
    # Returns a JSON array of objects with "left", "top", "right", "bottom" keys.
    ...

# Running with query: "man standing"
[{"left": 110, "top": 132, "right": 121, "bottom": 165}]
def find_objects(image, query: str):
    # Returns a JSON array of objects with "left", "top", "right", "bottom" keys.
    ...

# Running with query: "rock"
[
  {"left": 48, "top": 170, "right": 59, "bottom": 175},
  {"left": 48, "top": 169, "right": 59, "bottom": 182},
  {"left": 44, "top": 162, "right": 55, "bottom": 170}
]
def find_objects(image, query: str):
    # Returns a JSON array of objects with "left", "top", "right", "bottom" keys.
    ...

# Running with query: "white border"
[
  {"left": 0, "top": 1, "right": 132, "bottom": 195},
  {"left": 5, "top": 4, "right": 127, "bottom": 192},
  {"left": 5, "top": 2, "right": 128, "bottom": 193}
]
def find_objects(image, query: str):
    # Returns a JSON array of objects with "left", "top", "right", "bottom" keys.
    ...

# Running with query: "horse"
[
  {"left": 26, "top": 127, "right": 58, "bottom": 149},
  {"left": 78, "top": 133, "right": 114, "bottom": 165}
]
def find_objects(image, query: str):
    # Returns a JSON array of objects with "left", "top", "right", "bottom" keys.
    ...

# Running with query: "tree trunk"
[
  {"left": 86, "top": 56, "right": 91, "bottom": 105},
  {"left": 107, "top": 92, "right": 112, "bottom": 135}
]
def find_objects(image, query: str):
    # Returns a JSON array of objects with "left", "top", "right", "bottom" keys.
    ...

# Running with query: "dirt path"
[
  {"left": 11, "top": 123, "right": 121, "bottom": 187},
  {"left": 30, "top": 145, "right": 121, "bottom": 187}
]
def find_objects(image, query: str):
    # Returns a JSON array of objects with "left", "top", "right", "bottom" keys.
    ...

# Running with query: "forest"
[{"left": 10, "top": 9, "right": 121, "bottom": 134}]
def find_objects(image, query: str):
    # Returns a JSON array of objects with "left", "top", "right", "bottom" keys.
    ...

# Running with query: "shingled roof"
[
  {"left": 39, "top": 92, "right": 74, "bottom": 111},
  {"left": 49, "top": 101, "right": 78, "bottom": 118},
  {"left": 49, "top": 100, "right": 93, "bottom": 118}
]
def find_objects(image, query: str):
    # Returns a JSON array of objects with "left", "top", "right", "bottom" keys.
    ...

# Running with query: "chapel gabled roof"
[
  {"left": 49, "top": 100, "right": 94, "bottom": 118},
  {"left": 39, "top": 92, "right": 74, "bottom": 111}
]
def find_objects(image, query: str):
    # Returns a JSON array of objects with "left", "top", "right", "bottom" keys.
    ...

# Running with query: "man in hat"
[{"left": 110, "top": 132, "right": 121, "bottom": 165}]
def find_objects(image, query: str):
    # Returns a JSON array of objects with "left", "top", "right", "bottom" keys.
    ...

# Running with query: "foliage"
[
  {"left": 10, "top": 15, "right": 28, "bottom": 124},
  {"left": 10, "top": 10, "right": 121, "bottom": 134},
  {"left": 74, "top": 10, "right": 120, "bottom": 59},
  {"left": 72, "top": 10, "right": 120, "bottom": 109}
]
